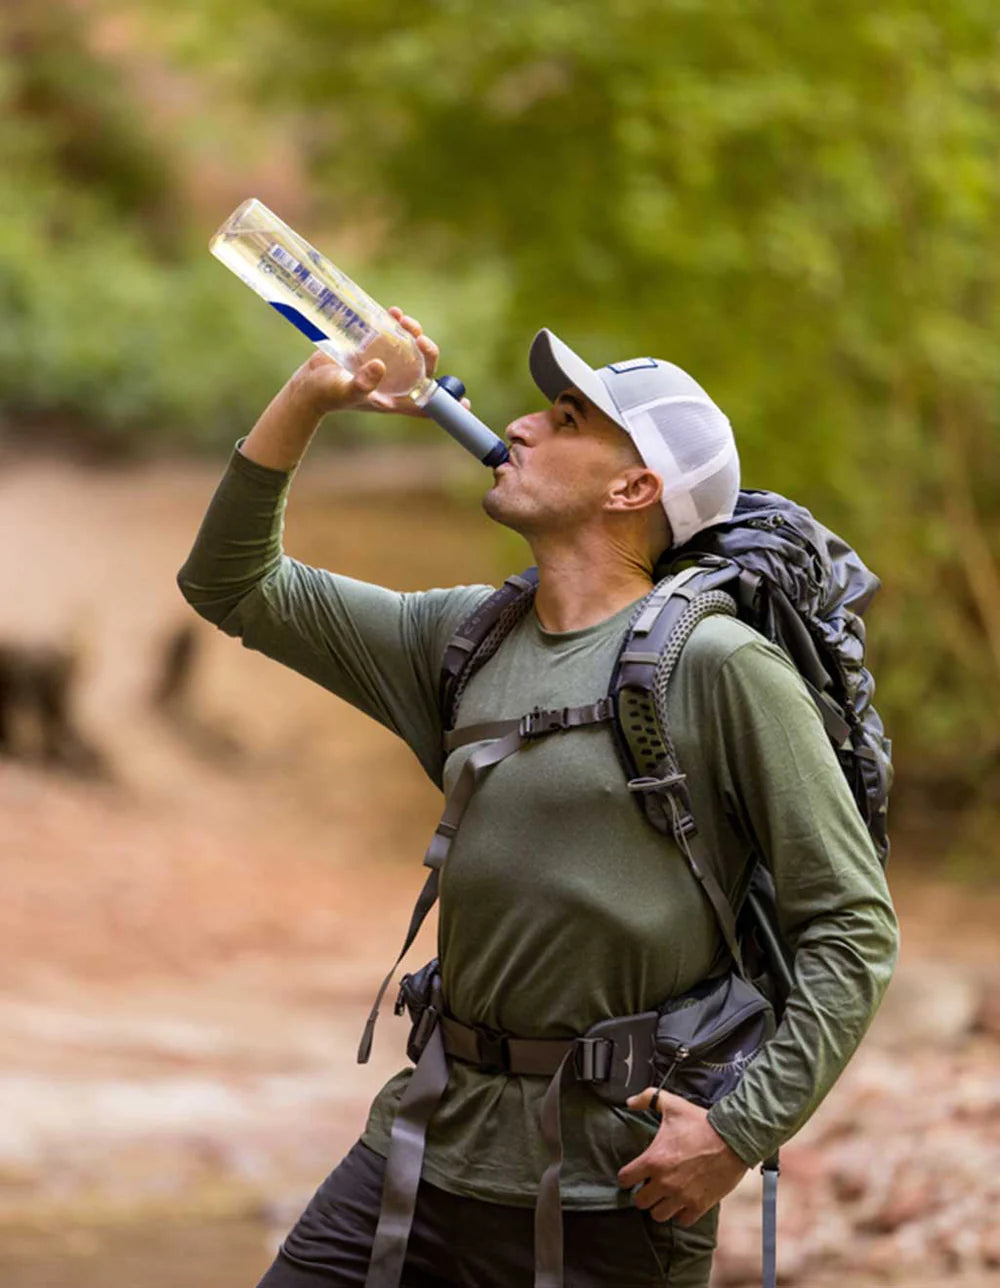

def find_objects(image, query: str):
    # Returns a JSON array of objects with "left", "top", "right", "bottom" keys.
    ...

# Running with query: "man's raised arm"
[{"left": 174, "top": 313, "right": 493, "bottom": 785}]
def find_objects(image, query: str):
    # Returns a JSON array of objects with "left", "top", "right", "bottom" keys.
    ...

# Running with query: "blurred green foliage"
[
  {"left": 4, "top": 0, "right": 1000, "bottom": 831},
  {"left": 0, "top": 5, "right": 303, "bottom": 452}
]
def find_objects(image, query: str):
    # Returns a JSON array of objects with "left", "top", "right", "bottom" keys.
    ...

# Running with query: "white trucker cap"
[{"left": 529, "top": 328, "right": 740, "bottom": 548}]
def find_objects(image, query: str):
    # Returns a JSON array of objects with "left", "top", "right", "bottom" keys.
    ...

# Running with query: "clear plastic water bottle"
[{"left": 210, "top": 198, "right": 508, "bottom": 467}]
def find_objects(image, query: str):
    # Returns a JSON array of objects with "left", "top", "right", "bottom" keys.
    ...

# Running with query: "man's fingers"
[
  {"left": 627, "top": 1086, "right": 689, "bottom": 1117},
  {"left": 417, "top": 333, "right": 439, "bottom": 377},
  {"left": 650, "top": 1194, "right": 686, "bottom": 1224},
  {"left": 389, "top": 308, "right": 423, "bottom": 338},
  {"left": 626, "top": 1087, "right": 659, "bottom": 1114},
  {"left": 352, "top": 359, "right": 386, "bottom": 396},
  {"left": 617, "top": 1151, "right": 651, "bottom": 1189}
]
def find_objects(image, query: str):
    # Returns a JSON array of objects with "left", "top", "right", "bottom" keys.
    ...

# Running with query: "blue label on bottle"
[
  {"left": 270, "top": 301, "right": 328, "bottom": 343},
  {"left": 265, "top": 243, "right": 375, "bottom": 343}
]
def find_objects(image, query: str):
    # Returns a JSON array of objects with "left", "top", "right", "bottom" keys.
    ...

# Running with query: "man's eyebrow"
[{"left": 555, "top": 392, "right": 589, "bottom": 420}]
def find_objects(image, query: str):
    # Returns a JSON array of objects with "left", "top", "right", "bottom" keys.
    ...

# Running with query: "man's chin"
[{"left": 481, "top": 485, "right": 524, "bottom": 533}]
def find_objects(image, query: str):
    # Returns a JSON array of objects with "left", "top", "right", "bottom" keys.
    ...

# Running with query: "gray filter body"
[{"left": 424, "top": 383, "right": 509, "bottom": 468}]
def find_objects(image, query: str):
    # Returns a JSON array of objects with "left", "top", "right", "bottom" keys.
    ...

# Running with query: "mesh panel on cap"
[
  {"left": 643, "top": 399, "right": 731, "bottom": 476},
  {"left": 624, "top": 393, "right": 740, "bottom": 546},
  {"left": 689, "top": 455, "right": 739, "bottom": 524}
]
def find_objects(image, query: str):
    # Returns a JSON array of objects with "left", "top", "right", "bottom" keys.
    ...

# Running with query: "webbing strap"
[
  {"left": 444, "top": 698, "right": 614, "bottom": 754},
  {"left": 439, "top": 1014, "right": 577, "bottom": 1076},
  {"left": 666, "top": 794, "right": 744, "bottom": 973},
  {"left": 357, "top": 867, "right": 439, "bottom": 1064},
  {"left": 802, "top": 678, "right": 852, "bottom": 747},
  {"left": 762, "top": 1155, "right": 780, "bottom": 1288},
  {"left": 534, "top": 1048, "right": 579, "bottom": 1288},
  {"left": 627, "top": 564, "right": 708, "bottom": 638},
  {"left": 444, "top": 718, "right": 521, "bottom": 751},
  {"left": 425, "top": 726, "right": 525, "bottom": 866},
  {"left": 360, "top": 701, "right": 614, "bottom": 1063},
  {"left": 364, "top": 1020, "right": 450, "bottom": 1288}
]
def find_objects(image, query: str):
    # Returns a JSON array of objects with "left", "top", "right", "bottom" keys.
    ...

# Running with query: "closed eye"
[{"left": 554, "top": 391, "right": 587, "bottom": 429}]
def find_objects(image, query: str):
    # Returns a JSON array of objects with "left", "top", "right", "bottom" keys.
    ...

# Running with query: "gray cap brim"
[{"left": 528, "top": 329, "right": 628, "bottom": 432}]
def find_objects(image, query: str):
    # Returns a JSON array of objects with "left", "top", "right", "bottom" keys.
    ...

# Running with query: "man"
[{"left": 177, "top": 309, "right": 898, "bottom": 1287}]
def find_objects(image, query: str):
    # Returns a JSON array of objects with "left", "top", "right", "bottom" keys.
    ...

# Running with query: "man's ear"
[{"left": 605, "top": 467, "right": 663, "bottom": 514}]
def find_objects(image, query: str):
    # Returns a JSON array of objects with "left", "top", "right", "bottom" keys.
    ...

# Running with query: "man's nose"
[{"left": 504, "top": 409, "right": 550, "bottom": 445}]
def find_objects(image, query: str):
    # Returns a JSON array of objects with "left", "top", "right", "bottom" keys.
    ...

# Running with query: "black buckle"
[
  {"left": 475, "top": 1029, "right": 512, "bottom": 1073},
  {"left": 573, "top": 1037, "right": 613, "bottom": 1082},
  {"left": 519, "top": 706, "right": 570, "bottom": 738},
  {"left": 410, "top": 1005, "right": 439, "bottom": 1057}
]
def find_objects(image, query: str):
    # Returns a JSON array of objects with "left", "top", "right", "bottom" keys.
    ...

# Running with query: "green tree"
[{"left": 0, "top": 2, "right": 304, "bottom": 454}]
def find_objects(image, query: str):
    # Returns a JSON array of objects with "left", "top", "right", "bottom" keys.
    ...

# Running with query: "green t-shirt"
[{"left": 178, "top": 441, "right": 898, "bottom": 1217}]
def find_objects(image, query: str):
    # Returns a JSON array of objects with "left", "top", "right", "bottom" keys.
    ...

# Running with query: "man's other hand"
[{"left": 617, "top": 1087, "right": 749, "bottom": 1225}]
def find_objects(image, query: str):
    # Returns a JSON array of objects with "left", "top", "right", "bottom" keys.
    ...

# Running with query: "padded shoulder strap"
[
  {"left": 610, "top": 559, "right": 747, "bottom": 970},
  {"left": 439, "top": 568, "right": 539, "bottom": 733}
]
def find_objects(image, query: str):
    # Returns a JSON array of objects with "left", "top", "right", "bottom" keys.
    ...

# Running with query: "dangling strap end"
[
  {"left": 423, "top": 832, "right": 451, "bottom": 869},
  {"left": 357, "top": 1011, "right": 378, "bottom": 1065}
]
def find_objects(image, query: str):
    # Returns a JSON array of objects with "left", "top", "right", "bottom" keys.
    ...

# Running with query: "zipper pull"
[{"left": 659, "top": 1044, "right": 690, "bottom": 1086}]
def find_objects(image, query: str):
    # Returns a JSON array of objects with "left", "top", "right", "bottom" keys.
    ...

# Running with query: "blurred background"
[{"left": 1, "top": 1, "right": 998, "bottom": 1284}]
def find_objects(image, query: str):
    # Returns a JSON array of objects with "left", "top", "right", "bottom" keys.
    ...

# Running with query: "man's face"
[{"left": 483, "top": 387, "right": 642, "bottom": 537}]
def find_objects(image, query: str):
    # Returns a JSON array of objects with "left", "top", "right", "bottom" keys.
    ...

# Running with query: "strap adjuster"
[
  {"left": 520, "top": 706, "right": 570, "bottom": 738},
  {"left": 475, "top": 1029, "right": 512, "bottom": 1073},
  {"left": 573, "top": 1037, "right": 613, "bottom": 1082},
  {"left": 518, "top": 697, "right": 615, "bottom": 739},
  {"left": 410, "top": 1005, "right": 439, "bottom": 1056}
]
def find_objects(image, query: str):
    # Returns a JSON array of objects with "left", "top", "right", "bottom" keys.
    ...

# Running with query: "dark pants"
[{"left": 255, "top": 1140, "right": 717, "bottom": 1288}]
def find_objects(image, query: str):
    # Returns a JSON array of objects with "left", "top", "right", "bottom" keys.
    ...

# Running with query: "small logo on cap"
[{"left": 608, "top": 358, "right": 658, "bottom": 375}]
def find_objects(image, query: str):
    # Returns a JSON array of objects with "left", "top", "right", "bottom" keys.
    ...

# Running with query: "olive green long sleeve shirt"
[{"left": 177, "top": 442, "right": 898, "bottom": 1211}]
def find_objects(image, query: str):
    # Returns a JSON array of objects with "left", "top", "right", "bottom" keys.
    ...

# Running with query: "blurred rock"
[
  {"left": 867, "top": 958, "right": 980, "bottom": 1050},
  {"left": 862, "top": 1174, "right": 938, "bottom": 1234}
]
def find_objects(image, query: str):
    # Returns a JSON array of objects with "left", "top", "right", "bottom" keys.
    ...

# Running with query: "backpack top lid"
[{"left": 660, "top": 488, "right": 882, "bottom": 678}]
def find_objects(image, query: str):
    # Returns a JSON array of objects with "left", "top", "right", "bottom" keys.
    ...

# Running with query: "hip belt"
[{"left": 363, "top": 958, "right": 777, "bottom": 1288}]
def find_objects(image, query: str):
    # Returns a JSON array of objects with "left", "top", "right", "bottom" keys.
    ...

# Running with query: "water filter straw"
[{"left": 210, "top": 199, "right": 509, "bottom": 468}]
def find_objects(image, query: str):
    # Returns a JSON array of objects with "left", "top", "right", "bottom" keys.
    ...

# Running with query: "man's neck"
[{"left": 529, "top": 539, "right": 655, "bottom": 633}]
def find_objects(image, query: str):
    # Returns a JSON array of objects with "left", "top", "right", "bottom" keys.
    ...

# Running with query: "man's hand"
[
  {"left": 617, "top": 1087, "right": 749, "bottom": 1225},
  {"left": 291, "top": 308, "right": 470, "bottom": 420},
  {"left": 242, "top": 307, "right": 469, "bottom": 471}
]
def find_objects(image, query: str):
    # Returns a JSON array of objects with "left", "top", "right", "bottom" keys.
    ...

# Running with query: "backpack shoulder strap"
[
  {"left": 439, "top": 568, "right": 539, "bottom": 733},
  {"left": 611, "top": 556, "right": 742, "bottom": 806},
  {"left": 610, "top": 558, "right": 748, "bottom": 970}
]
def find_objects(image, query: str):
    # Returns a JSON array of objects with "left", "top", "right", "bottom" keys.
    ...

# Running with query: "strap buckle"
[
  {"left": 409, "top": 1005, "right": 440, "bottom": 1061},
  {"left": 573, "top": 1037, "right": 614, "bottom": 1082},
  {"left": 519, "top": 706, "right": 570, "bottom": 738},
  {"left": 475, "top": 1029, "right": 512, "bottom": 1073}
]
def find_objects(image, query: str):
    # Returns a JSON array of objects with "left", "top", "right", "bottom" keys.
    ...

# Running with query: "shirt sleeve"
[
  {"left": 702, "top": 634, "right": 899, "bottom": 1166},
  {"left": 176, "top": 439, "right": 495, "bottom": 787}
]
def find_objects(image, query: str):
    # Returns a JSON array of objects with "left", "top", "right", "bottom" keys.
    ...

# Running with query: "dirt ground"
[{"left": 0, "top": 448, "right": 997, "bottom": 1287}]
